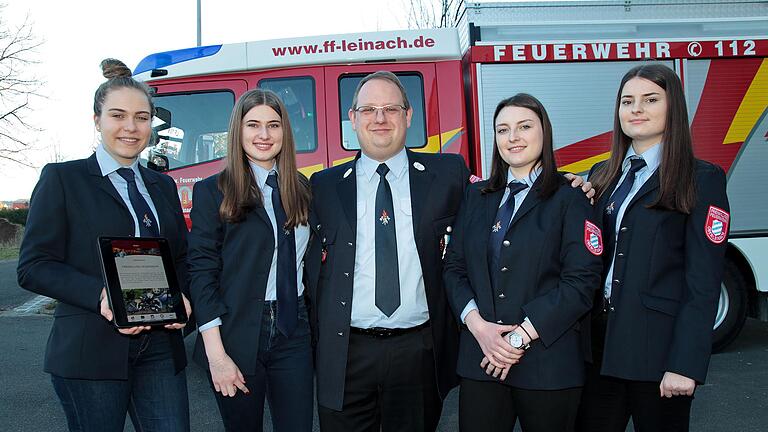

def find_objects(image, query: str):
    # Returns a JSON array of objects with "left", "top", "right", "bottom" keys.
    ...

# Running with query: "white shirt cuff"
[
  {"left": 460, "top": 299, "right": 478, "bottom": 324},
  {"left": 199, "top": 317, "right": 222, "bottom": 332}
]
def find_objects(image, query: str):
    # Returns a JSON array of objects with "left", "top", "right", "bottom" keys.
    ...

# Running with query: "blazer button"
[
  {"left": 620, "top": 226, "right": 628, "bottom": 232},
  {"left": 347, "top": 242, "right": 354, "bottom": 247},
  {"left": 337, "top": 332, "right": 344, "bottom": 336},
  {"left": 446, "top": 226, "right": 453, "bottom": 233},
  {"left": 498, "top": 293, "right": 506, "bottom": 299},
  {"left": 344, "top": 272, "right": 350, "bottom": 277},
  {"left": 500, "top": 267, "right": 508, "bottom": 272},
  {"left": 322, "top": 237, "right": 327, "bottom": 243},
  {"left": 613, "top": 279, "right": 620, "bottom": 285},
  {"left": 340, "top": 301, "right": 346, "bottom": 306},
  {"left": 317, "top": 224, "right": 322, "bottom": 230},
  {"left": 503, "top": 240, "right": 510, "bottom": 247},
  {"left": 617, "top": 252, "right": 624, "bottom": 257},
  {"left": 496, "top": 320, "right": 503, "bottom": 324},
  {"left": 610, "top": 306, "right": 616, "bottom": 312}
]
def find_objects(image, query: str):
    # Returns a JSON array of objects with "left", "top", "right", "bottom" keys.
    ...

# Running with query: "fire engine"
[{"left": 133, "top": 0, "right": 768, "bottom": 351}]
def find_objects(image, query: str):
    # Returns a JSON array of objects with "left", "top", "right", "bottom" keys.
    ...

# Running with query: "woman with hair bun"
[
  {"left": 577, "top": 63, "right": 730, "bottom": 432},
  {"left": 17, "top": 58, "right": 192, "bottom": 432}
]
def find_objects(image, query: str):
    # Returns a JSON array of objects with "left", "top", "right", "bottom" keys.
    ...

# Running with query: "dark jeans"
[
  {"left": 51, "top": 331, "right": 189, "bottom": 432},
  {"left": 211, "top": 297, "right": 313, "bottom": 432}
]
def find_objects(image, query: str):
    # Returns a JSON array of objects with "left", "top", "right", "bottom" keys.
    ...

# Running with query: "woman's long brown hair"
[
  {"left": 218, "top": 89, "right": 311, "bottom": 227},
  {"left": 590, "top": 63, "right": 696, "bottom": 213}
]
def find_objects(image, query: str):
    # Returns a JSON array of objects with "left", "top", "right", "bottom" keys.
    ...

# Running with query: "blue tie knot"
[
  {"left": 628, "top": 157, "right": 647, "bottom": 174},
  {"left": 116, "top": 167, "right": 136, "bottom": 183},
  {"left": 266, "top": 172, "right": 279, "bottom": 190},
  {"left": 376, "top": 163, "right": 390, "bottom": 177},
  {"left": 507, "top": 181, "right": 528, "bottom": 196}
]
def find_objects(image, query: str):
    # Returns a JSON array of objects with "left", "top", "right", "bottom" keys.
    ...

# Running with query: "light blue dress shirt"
[
  {"left": 95, "top": 144, "right": 160, "bottom": 237},
  {"left": 351, "top": 148, "right": 429, "bottom": 328},
  {"left": 199, "top": 162, "right": 310, "bottom": 332},
  {"left": 603, "top": 143, "right": 661, "bottom": 299},
  {"left": 460, "top": 167, "right": 541, "bottom": 323}
]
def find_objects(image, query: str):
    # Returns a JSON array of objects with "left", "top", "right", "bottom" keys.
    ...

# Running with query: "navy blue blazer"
[
  {"left": 310, "top": 150, "right": 469, "bottom": 410},
  {"left": 187, "top": 174, "right": 321, "bottom": 373},
  {"left": 444, "top": 175, "right": 603, "bottom": 390},
  {"left": 589, "top": 159, "right": 729, "bottom": 383},
  {"left": 17, "top": 154, "right": 188, "bottom": 379}
]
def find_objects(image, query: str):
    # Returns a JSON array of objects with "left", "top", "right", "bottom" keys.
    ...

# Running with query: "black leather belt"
[{"left": 350, "top": 321, "right": 429, "bottom": 338}]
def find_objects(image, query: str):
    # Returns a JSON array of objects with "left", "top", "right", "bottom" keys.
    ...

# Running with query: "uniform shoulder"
[
  {"left": 194, "top": 173, "right": 221, "bottom": 191},
  {"left": 695, "top": 159, "right": 725, "bottom": 175},
  {"left": 312, "top": 162, "right": 351, "bottom": 185}
]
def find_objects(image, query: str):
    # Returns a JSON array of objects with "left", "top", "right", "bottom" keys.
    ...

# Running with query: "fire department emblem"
[
  {"left": 605, "top": 202, "right": 615, "bottom": 215},
  {"left": 142, "top": 214, "right": 153, "bottom": 228},
  {"left": 379, "top": 209, "right": 391, "bottom": 225},
  {"left": 705, "top": 205, "right": 729, "bottom": 244},
  {"left": 491, "top": 221, "right": 502, "bottom": 233},
  {"left": 584, "top": 220, "right": 603, "bottom": 256}
]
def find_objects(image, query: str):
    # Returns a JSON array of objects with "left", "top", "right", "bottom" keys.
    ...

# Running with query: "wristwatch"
[{"left": 507, "top": 331, "right": 530, "bottom": 350}]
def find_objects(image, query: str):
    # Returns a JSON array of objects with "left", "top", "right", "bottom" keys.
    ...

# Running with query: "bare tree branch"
[
  {"left": 404, "top": 0, "right": 465, "bottom": 29},
  {"left": 0, "top": 3, "right": 43, "bottom": 166}
]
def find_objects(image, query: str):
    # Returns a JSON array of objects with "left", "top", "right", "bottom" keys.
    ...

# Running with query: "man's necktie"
[
  {"left": 374, "top": 163, "right": 400, "bottom": 317},
  {"left": 266, "top": 172, "right": 298, "bottom": 336},
  {"left": 116, "top": 168, "right": 160, "bottom": 237},
  {"left": 488, "top": 181, "right": 528, "bottom": 288},
  {"left": 603, "top": 157, "right": 647, "bottom": 262}
]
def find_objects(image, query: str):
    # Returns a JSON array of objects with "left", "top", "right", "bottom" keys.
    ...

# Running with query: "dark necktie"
[
  {"left": 116, "top": 168, "right": 160, "bottom": 237},
  {"left": 266, "top": 172, "right": 298, "bottom": 336},
  {"left": 375, "top": 163, "right": 400, "bottom": 317},
  {"left": 488, "top": 181, "right": 528, "bottom": 288},
  {"left": 603, "top": 157, "right": 647, "bottom": 262}
]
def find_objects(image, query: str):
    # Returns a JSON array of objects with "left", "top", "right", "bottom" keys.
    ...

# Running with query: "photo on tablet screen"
[{"left": 111, "top": 240, "right": 178, "bottom": 323}]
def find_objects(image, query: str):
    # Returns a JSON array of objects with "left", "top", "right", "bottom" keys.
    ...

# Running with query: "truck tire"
[{"left": 712, "top": 259, "right": 748, "bottom": 352}]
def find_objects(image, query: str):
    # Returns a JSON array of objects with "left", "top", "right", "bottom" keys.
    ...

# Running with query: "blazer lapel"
[
  {"left": 407, "top": 151, "right": 436, "bottom": 243},
  {"left": 508, "top": 178, "right": 543, "bottom": 229},
  {"left": 336, "top": 159, "right": 358, "bottom": 236},
  {"left": 626, "top": 170, "right": 660, "bottom": 212},
  {"left": 87, "top": 154, "right": 129, "bottom": 211}
]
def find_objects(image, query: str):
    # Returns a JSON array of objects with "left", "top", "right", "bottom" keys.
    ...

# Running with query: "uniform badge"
[
  {"left": 605, "top": 202, "right": 615, "bottom": 215},
  {"left": 379, "top": 209, "right": 391, "bottom": 225},
  {"left": 584, "top": 220, "right": 603, "bottom": 256},
  {"left": 343, "top": 168, "right": 353, "bottom": 178},
  {"left": 413, "top": 162, "right": 425, "bottom": 171},
  {"left": 705, "top": 205, "right": 729, "bottom": 244},
  {"left": 491, "top": 221, "right": 502, "bottom": 233},
  {"left": 142, "top": 214, "right": 153, "bottom": 228}
]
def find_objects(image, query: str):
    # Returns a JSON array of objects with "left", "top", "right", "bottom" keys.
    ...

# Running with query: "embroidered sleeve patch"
[
  {"left": 705, "top": 205, "right": 729, "bottom": 244},
  {"left": 584, "top": 220, "right": 603, "bottom": 256}
]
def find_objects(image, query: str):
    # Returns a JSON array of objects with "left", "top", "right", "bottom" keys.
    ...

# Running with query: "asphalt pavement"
[{"left": 1, "top": 259, "right": 767, "bottom": 431}]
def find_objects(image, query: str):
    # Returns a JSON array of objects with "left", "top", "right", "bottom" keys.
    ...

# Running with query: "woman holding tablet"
[
  {"left": 577, "top": 63, "right": 730, "bottom": 432},
  {"left": 443, "top": 93, "right": 602, "bottom": 431},
  {"left": 17, "top": 59, "right": 191, "bottom": 431},
  {"left": 188, "top": 88, "right": 318, "bottom": 431}
]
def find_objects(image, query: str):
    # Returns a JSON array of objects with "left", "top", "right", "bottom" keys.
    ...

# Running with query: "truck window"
[
  {"left": 147, "top": 91, "right": 234, "bottom": 169},
  {"left": 258, "top": 77, "right": 318, "bottom": 153},
  {"left": 339, "top": 73, "right": 427, "bottom": 150}
]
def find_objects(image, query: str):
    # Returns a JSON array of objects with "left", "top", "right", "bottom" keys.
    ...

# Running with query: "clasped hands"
[{"left": 465, "top": 310, "right": 528, "bottom": 381}]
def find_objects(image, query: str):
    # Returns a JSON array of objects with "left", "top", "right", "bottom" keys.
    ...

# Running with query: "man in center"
[{"left": 310, "top": 71, "right": 469, "bottom": 431}]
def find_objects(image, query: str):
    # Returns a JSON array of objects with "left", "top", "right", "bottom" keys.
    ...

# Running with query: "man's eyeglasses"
[{"left": 353, "top": 105, "right": 407, "bottom": 117}]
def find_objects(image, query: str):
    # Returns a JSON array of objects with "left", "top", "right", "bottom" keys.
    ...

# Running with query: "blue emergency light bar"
[{"left": 134, "top": 45, "right": 223, "bottom": 75}]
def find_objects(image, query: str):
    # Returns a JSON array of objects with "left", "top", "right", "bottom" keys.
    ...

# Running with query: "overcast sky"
[{"left": 0, "top": 0, "right": 410, "bottom": 200}]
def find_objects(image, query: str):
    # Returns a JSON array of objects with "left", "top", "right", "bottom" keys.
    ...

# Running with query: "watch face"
[{"left": 507, "top": 331, "right": 523, "bottom": 348}]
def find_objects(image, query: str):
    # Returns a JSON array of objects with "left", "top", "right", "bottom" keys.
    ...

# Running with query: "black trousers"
[
  {"left": 576, "top": 313, "right": 693, "bottom": 432},
  {"left": 459, "top": 378, "right": 582, "bottom": 432},
  {"left": 318, "top": 326, "right": 442, "bottom": 432}
]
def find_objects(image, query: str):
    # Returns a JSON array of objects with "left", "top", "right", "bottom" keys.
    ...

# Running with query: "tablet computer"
[{"left": 97, "top": 236, "right": 188, "bottom": 328}]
